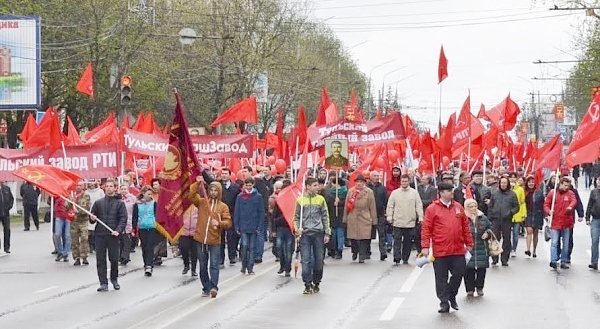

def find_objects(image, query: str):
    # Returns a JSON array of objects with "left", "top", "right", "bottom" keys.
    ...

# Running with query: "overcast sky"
[{"left": 307, "top": 0, "right": 589, "bottom": 131}]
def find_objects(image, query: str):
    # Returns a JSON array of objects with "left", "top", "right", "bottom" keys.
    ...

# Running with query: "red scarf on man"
[{"left": 346, "top": 187, "right": 363, "bottom": 213}]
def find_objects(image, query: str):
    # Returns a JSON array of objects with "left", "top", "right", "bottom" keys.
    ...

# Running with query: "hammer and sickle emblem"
[
  {"left": 24, "top": 169, "right": 45, "bottom": 183},
  {"left": 590, "top": 103, "right": 600, "bottom": 124}
]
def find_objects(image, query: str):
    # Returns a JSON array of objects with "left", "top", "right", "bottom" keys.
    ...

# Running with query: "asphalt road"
[{"left": 1, "top": 187, "right": 599, "bottom": 329}]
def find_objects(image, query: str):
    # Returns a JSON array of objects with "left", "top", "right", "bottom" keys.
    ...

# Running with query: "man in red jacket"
[
  {"left": 544, "top": 177, "right": 577, "bottom": 270},
  {"left": 421, "top": 182, "right": 474, "bottom": 313}
]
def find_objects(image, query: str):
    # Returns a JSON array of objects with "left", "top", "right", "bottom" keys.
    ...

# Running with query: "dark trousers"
[
  {"left": 23, "top": 204, "right": 39, "bottom": 230},
  {"left": 393, "top": 227, "right": 414, "bottom": 262},
  {"left": 413, "top": 223, "right": 422, "bottom": 253},
  {"left": 179, "top": 235, "right": 198, "bottom": 271},
  {"left": 464, "top": 267, "right": 487, "bottom": 292},
  {"left": 300, "top": 233, "right": 325, "bottom": 284},
  {"left": 377, "top": 217, "right": 388, "bottom": 256},
  {"left": 95, "top": 234, "right": 119, "bottom": 285},
  {"left": 139, "top": 229, "right": 156, "bottom": 267},
  {"left": 433, "top": 255, "right": 466, "bottom": 304},
  {"left": 0, "top": 216, "right": 10, "bottom": 251},
  {"left": 240, "top": 232, "right": 257, "bottom": 272},
  {"left": 351, "top": 239, "right": 370, "bottom": 261},
  {"left": 220, "top": 227, "right": 239, "bottom": 264},
  {"left": 119, "top": 233, "right": 132, "bottom": 262},
  {"left": 276, "top": 227, "right": 294, "bottom": 272},
  {"left": 492, "top": 219, "right": 512, "bottom": 264}
]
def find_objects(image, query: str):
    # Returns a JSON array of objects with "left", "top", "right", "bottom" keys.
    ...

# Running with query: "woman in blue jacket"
[{"left": 133, "top": 186, "right": 157, "bottom": 277}]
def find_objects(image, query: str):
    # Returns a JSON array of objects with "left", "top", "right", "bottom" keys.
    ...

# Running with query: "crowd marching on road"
[{"left": 1, "top": 160, "right": 600, "bottom": 317}]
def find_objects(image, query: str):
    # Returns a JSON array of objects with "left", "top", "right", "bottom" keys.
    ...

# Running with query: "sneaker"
[
  {"left": 466, "top": 291, "right": 474, "bottom": 297},
  {"left": 191, "top": 270, "right": 198, "bottom": 277},
  {"left": 589, "top": 264, "right": 598, "bottom": 270},
  {"left": 201, "top": 291, "right": 210, "bottom": 297},
  {"left": 313, "top": 283, "right": 320, "bottom": 293},
  {"left": 476, "top": 288, "right": 484, "bottom": 296},
  {"left": 182, "top": 267, "right": 190, "bottom": 275},
  {"left": 55, "top": 255, "right": 62, "bottom": 262},
  {"left": 111, "top": 279, "right": 120, "bottom": 290},
  {"left": 73, "top": 258, "right": 81, "bottom": 266},
  {"left": 524, "top": 250, "right": 531, "bottom": 257},
  {"left": 97, "top": 284, "right": 109, "bottom": 292},
  {"left": 210, "top": 288, "right": 218, "bottom": 298},
  {"left": 303, "top": 284, "right": 313, "bottom": 294},
  {"left": 82, "top": 258, "right": 89, "bottom": 265},
  {"left": 144, "top": 266, "right": 152, "bottom": 277},
  {"left": 380, "top": 254, "right": 387, "bottom": 261}
]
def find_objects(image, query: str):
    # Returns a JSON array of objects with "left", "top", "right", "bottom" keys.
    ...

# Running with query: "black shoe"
[
  {"left": 524, "top": 250, "right": 531, "bottom": 257},
  {"left": 352, "top": 253, "right": 358, "bottom": 261},
  {"left": 182, "top": 267, "right": 190, "bottom": 275},
  {"left": 402, "top": 260, "right": 409, "bottom": 265},
  {"left": 120, "top": 259, "right": 130, "bottom": 266},
  {"left": 240, "top": 268, "right": 246, "bottom": 274},
  {"left": 285, "top": 271, "right": 291, "bottom": 277},
  {"left": 255, "top": 259, "right": 263, "bottom": 264},
  {"left": 560, "top": 263, "right": 570, "bottom": 269},
  {"left": 111, "top": 279, "right": 120, "bottom": 290},
  {"left": 358, "top": 259, "right": 365, "bottom": 263},
  {"left": 82, "top": 258, "right": 89, "bottom": 265},
  {"left": 589, "top": 264, "right": 598, "bottom": 270},
  {"left": 501, "top": 262, "right": 508, "bottom": 267},
  {"left": 277, "top": 267, "right": 284, "bottom": 274},
  {"left": 438, "top": 302, "right": 450, "bottom": 313},
  {"left": 97, "top": 284, "right": 108, "bottom": 292},
  {"left": 55, "top": 255, "right": 62, "bottom": 262},
  {"left": 4, "top": 249, "right": 10, "bottom": 254},
  {"left": 191, "top": 271, "right": 198, "bottom": 277},
  {"left": 230, "top": 260, "right": 236, "bottom": 265},
  {"left": 366, "top": 255, "right": 371, "bottom": 260},
  {"left": 532, "top": 253, "right": 537, "bottom": 258},
  {"left": 449, "top": 299, "right": 459, "bottom": 310},
  {"left": 24, "top": 228, "right": 30, "bottom": 231},
  {"left": 380, "top": 254, "right": 387, "bottom": 261},
  {"left": 248, "top": 271, "right": 255, "bottom": 275},
  {"left": 549, "top": 262, "right": 557, "bottom": 269},
  {"left": 36, "top": 225, "right": 39, "bottom": 230},
  {"left": 313, "top": 283, "right": 320, "bottom": 293},
  {"left": 73, "top": 259, "right": 81, "bottom": 266},
  {"left": 51, "top": 250, "right": 58, "bottom": 255},
  {"left": 303, "top": 284, "right": 313, "bottom": 294},
  {"left": 63, "top": 256, "right": 69, "bottom": 262}
]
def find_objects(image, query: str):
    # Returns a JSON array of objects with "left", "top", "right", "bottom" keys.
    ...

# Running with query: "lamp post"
[{"left": 367, "top": 59, "right": 396, "bottom": 118}]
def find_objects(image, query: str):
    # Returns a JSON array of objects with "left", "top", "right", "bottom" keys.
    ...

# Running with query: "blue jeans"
[
  {"left": 300, "top": 233, "right": 325, "bottom": 285},
  {"left": 332, "top": 227, "right": 345, "bottom": 251},
  {"left": 591, "top": 218, "right": 600, "bottom": 266},
  {"left": 255, "top": 221, "right": 266, "bottom": 261},
  {"left": 240, "top": 232, "right": 257, "bottom": 272},
  {"left": 276, "top": 227, "right": 294, "bottom": 272},
  {"left": 550, "top": 228, "right": 571, "bottom": 264},
  {"left": 54, "top": 218, "right": 72, "bottom": 257},
  {"left": 197, "top": 243, "right": 221, "bottom": 292},
  {"left": 512, "top": 223, "right": 520, "bottom": 252}
]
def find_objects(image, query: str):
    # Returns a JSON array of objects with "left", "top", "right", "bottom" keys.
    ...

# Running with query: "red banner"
[
  {"left": 0, "top": 144, "right": 118, "bottom": 181},
  {"left": 307, "top": 112, "right": 405, "bottom": 148},
  {"left": 122, "top": 128, "right": 254, "bottom": 158}
]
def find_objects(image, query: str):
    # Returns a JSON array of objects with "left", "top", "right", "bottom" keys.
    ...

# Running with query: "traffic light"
[{"left": 120, "top": 75, "right": 132, "bottom": 106}]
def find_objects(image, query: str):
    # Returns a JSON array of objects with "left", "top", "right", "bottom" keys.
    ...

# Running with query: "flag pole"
[
  {"left": 59, "top": 195, "right": 115, "bottom": 234},
  {"left": 548, "top": 168, "right": 561, "bottom": 226}
]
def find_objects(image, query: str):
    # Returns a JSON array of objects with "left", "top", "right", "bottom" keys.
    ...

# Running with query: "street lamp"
[{"left": 367, "top": 59, "right": 396, "bottom": 117}]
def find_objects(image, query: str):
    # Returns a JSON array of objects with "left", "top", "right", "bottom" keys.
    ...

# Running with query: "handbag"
[
  {"left": 544, "top": 224, "right": 552, "bottom": 242},
  {"left": 486, "top": 230, "right": 503, "bottom": 257}
]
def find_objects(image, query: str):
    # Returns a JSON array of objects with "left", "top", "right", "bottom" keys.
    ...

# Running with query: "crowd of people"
[{"left": 2, "top": 160, "right": 600, "bottom": 313}]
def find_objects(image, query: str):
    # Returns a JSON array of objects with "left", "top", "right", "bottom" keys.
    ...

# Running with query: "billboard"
[{"left": 0, "top": 16, "right": 41, "bottom": 110}]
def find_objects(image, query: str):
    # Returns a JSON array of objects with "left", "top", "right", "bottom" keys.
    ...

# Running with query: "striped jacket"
[{"left": 294, "top": 193, "right": 331, "bottom": 235}]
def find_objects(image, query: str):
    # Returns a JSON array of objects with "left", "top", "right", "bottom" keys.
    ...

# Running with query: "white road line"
[
  {"left": 35, "top": 286, "right": 58, "bottom": 293},
  {"left": 378, "top": 297, "right": 405, "bottom": 321},
  {"left": 126, "top": 262, "right": 279, "bottom": 329},
  {"left": 398, "top": 267, "right": 423, "bottom": 293}
]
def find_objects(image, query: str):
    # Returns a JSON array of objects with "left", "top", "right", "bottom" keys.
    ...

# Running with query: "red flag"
[
  {"left": 349, "top": 145, "right": 385, "bottom": 188},
  {"left": 477, "top": 103, "right": 488, "bottom": 120},
  {"left": 344, "top": 89, "right": 364, "bottom": 123},
  {"left": 438, "top": 46, "right": 448, "bottom": 83},
  {"left": 121, "top": 115, "right": 131, "bottom": 130},
  {"left": 86, "top": 120, "right": 118, "bottom": 144},
  {"left": 156, "top": 92, "right": 203, "bottom": 243},
  {"left": 84, "top": 112, "right": 116, "bottom": 141},
  {"left": 131, "top": 112, "right": 147, "bottom": 132},
  {"left": 18, "top": 113, "right": 38, "bottom": 143},
  {"left": 486, "top": 95, "right": 521, "bottom": 132},
  {"left": 76, "top": 62, "right": 94, "bottom": 98},
  {"left": 23, "top": 107, "right": 63, "bottom": 155},
  {"left": 566, "top": 94, "right": 600, "bottom": 167},
  {"left": 211, "top": 97, "right": 258, "bottom": 127},
  {"left": 437, "top": 113, "right": 455, "bottom": 158},
  {"left": 316, "top": 87, "right": 332, "bottom": 126},
  {"left": 533, "top": 134, "right": 562, "bottom": 171},
  {"left": 64, "top": 116, "right": 82, "bottom": 146},
  {"left": 13, "top": 165, "right": 81, "bottom": 197}
]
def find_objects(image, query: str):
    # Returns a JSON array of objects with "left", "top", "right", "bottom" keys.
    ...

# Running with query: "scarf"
[
  {"left": 241, "top": 188, "right": 253, "bottom": 200},
  {"left": 346, "top": 188, "right": 362, "bottom": 213}
]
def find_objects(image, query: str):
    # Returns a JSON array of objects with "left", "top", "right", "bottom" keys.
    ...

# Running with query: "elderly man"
[{"left": 387, "top": 174, "right": 423, "bottom": 264}]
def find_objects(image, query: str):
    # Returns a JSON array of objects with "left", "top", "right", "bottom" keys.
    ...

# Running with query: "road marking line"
[
  {"left": 398, "top": 267, "right": 423, "bottom": 293},
  {"left": 126, "top": 262, "right": 279, "bottom": 329},
  {"left": 379, "top": 297, "right": 404, "bottom": 321},
  {"left": 35, "top": 286, "right": 58, "bottom": 293}
]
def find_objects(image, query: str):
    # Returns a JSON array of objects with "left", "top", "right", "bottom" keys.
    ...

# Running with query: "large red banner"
[
  {"left": 0, "top": 144, "right": 118, "bottom": 181},
  {"left": 122, "top": 128, "right": 254, "bottom": 158},
  {"left": 307, "top": 112, "right": 405, "bottom": 148}
]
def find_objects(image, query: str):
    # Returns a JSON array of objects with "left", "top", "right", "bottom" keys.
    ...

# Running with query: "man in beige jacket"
[{"left": 386, "top": 174, "right": 423, "bottom": 265}]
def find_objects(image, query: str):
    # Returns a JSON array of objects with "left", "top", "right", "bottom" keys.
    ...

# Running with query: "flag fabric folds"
[
  {"left": 211, "top": 97, "right": 258, "bottom": 127},
  {"left": 76, "top": 62, "right": 94, "bottom": 98},
  {"left": 23, "top": 107, "right": 63, "bottom": 155},
  {"left": 438, "top": 46, "right": 448, "bottom": 83},
  {"left": 156, "top": 92, "right": 203, "bottom": 243},
  {"left": 566, "top": 94, "right": 600, "bottom": 167},
  {"left": 18, "top": 113, "right": 38, "bottom": 143},
  {"left": 13, "top": 165, "right": 81, "bottom": 197}
]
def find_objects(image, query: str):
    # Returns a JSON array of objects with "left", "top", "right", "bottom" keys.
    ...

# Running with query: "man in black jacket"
[
  {"left": 586, "top": 176, "right": 600, "bottom": 269},
  {"left": 220, "top": 168, "right": 241, "bottom": 265},
  {"left": 367, "top": 171, "right": 389, "bottom": 261},
  {"left": 90, "top": 179, "right": 127, "bottom": 292},
  {"left": 20, "top": 181, "right": 40, "bottom": 231},
  {"left": 486, "top": 176, "right": 519, "bottom": 266},
  {"left": 0, "top": 181, "right": 14, "bottom": 253}
]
